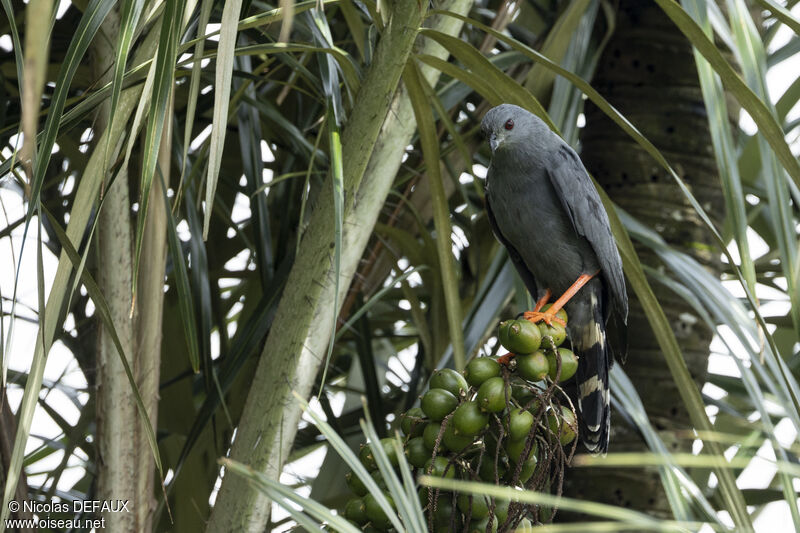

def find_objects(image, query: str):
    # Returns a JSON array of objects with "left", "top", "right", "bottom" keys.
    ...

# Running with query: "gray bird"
[{"left": 481, "top": 104, "right": 627, "bottom": 454}]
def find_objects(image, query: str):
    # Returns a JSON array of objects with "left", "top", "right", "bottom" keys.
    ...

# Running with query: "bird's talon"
[{"left": 523, "top": 311, "right": 566, "bottom": 327}]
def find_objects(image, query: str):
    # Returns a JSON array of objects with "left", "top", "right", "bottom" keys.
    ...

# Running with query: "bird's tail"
[{"left": 571, "top": 291, "right": 610, "bottom": 454}]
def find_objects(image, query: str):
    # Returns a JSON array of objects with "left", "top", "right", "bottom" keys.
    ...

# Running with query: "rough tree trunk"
[
  {"left": 92, "top": 10, "right": 169, "bottom": 530},
  {"left": 91, "top": 8, "right": 138, "bottom": 531},
  {"left": 566, "top": 0, "right": 724, "bottom": 515},
  {"left": 132, "top": 91, "right": 171, "bottom": 531}
]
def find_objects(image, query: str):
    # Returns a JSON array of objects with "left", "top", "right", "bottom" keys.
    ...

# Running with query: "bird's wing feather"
[
  {"left": 546, "top": 145, "right": 628, "bottom": 323},
  {"left": 486, "top": 190, "right": 539, "bottom": 298}
]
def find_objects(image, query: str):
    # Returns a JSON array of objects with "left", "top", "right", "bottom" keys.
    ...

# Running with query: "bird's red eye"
[{"left": 504, "top": 119, "right": 514, "bottom": 130}]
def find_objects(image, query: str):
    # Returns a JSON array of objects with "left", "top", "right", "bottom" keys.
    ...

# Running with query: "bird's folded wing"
[{"left": 546, "top": 145, "right": 628, "bottom": 323}]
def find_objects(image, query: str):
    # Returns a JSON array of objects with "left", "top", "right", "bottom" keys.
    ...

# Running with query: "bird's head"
[{"left": 480, "top": 104, "right": 551, "bottom": 153}]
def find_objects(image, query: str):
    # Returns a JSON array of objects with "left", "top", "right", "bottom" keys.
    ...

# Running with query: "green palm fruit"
[
  {"left": 364, "top": 492, "right": 394, "bottom": 530},
  {"left": 452, "top": 401, "right": 489, "bottom": 436},
  {"left": 516, "top": 350, "right": 549, "bottom": 382},
  {"left": 547, "top": 347, "right": 578, "bottom": 382},
  {"left": 404, "top": 436, "right": 429, "bottom": 468},
  {"left": 507, "top": 408, "right": 534, "bottom": 441},
  {"left": 344, "top": 498, "right": 368, "bottom": 525},
  {"left": 421, "top": 388, "right": 458, "bottom": 421},
  {"left": 465, "top": 357, "right": 501, "bottom": 387},
  {"left": 537, "top": 320, "right": 567, "bottom": 347},
  {"left": 430, "top": 368, "right": 470, "bottom": 398},
  {"left": 477, "top": 377, "right": 510, "bottom": 413},
  {"left": 498, "top": 318, "right": 542, "bottom": 354},
  {"left": 548, "top": 406, "right": 577, "bottom": 445},
  {"left": 400, "top": 407, "right": 426, "bottom": 437}
]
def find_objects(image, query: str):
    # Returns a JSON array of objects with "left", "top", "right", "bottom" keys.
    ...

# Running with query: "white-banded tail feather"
[{"left": 574, "top": 291, "right": 611, "bottom": 454}]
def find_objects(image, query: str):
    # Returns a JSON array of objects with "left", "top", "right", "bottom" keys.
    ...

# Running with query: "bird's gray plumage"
[{"left": 481, "top": 104, "right": 627, "bottom": 453}]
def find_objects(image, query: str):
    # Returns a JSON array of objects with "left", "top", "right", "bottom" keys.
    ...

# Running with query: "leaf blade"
[{"left": 203, "top": 0, "right": 243, "bottom": 239}]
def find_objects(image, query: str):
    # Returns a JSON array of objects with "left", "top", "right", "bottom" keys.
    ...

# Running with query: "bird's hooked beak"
[{"left": 489, "top": 132, "right": 499, "bottom": 152}]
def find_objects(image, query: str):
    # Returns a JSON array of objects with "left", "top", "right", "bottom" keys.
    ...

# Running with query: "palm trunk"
[
  {"left": 91, "top": 8, "right": 138, "bottom": 531},
  {"left": 566, "top": 0, "right": 725, "bottom": 515},
  {"left": 92, "top": 11, "right": 170, "bottom": 530},
  {"left": 132, "top": 90, "right": 172, "bottom": 531}
]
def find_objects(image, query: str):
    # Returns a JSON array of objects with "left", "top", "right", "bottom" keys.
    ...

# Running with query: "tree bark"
[
  {"left": 566, "top": 0, "right": 724, "bottom": 516},
  {"left": 91, "top": 8, "right": 171, "bottom": 530},
  {"left": 91, "top": 7, "right": 139, "bottom": 531},
  {"left": 205, "top": 2, "right": 474, "bottom": 531},
  {"left": 132, "top": 89, "right": 172, "bottom": 532}
]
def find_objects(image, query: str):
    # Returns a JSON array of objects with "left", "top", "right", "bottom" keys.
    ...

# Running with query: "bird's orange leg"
[
  {"left": 524, "top": 271, "right": 600, "bottom": 326},
  {"left": 521, "top": 289, "right": 558, "bottom": 326},
  {"left": 532, "top": 289, "right": 552, "bottom": 313}
]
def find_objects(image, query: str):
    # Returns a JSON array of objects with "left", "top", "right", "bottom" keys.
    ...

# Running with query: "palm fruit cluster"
[{"left": 343, "top": 307, "right": 579, "bottom": 532}]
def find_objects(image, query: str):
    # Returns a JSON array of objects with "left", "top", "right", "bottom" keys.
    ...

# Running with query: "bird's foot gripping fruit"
[
  {"left": 522, "top": 309, "right": 566, "bottom": 328},
  {"left": 342, "top": 315, "right": 581, "bottom": 532}
]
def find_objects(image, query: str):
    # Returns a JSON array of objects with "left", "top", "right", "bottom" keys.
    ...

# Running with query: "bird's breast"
[{"left": 489, "top": 163, "right": 598, "bottom": 296}]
